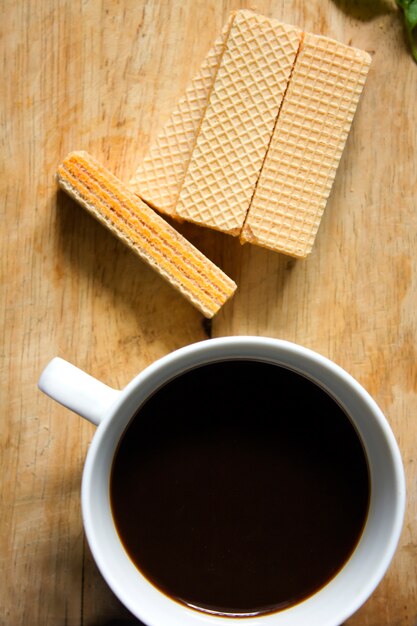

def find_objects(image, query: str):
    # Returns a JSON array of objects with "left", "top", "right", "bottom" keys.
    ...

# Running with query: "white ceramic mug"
[{"left": 38, "top": 337, "right": 405, "bottom": 626}]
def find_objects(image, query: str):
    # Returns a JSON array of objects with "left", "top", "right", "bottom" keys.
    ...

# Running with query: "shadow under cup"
[{"left": 80, "top": 338, "right": 405, "bottom": 626}]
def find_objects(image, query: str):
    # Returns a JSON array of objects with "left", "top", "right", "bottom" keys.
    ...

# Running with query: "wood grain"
[{"left": 1, "top": 1, "right": 416, "bottom": 625}]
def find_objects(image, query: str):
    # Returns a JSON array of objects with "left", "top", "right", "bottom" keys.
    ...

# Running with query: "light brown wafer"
[
  {"left": 241, "top": 32, "right": 372, "bottom": 258},
  {"left": 129, "top": 13, "right": 235, "bottom": 217},
  {"left": 57, "top": 152, "right": 237, "bottom": 318},
  {"left": 176, "top": 10, "right": 302, "bottom": 235}
]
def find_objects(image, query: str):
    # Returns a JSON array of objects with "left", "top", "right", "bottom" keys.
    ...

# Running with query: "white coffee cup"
[{"left": 38, "top": 337, "right": 405, "bottom": 626}]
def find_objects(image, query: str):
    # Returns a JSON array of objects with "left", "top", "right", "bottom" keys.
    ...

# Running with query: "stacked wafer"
[
  {"left": 129, "top": 13, "right": 235, "bottom": 218},
  {"left": 130, "top": 10, "right": 371, "bottom": 258},
  {"left": 240, "top": 32, "right": 372, "bottom": 257},
  {"left": 57, "top": 151, "right": 236, "bottom": 318},
  {"left": 176, "top": 11, "right": 301, "bottom": 236}
]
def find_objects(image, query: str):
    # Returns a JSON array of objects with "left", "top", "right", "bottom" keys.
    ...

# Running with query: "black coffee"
[{"left": 110, "top": 360, "right": 369, "bottom": 616}]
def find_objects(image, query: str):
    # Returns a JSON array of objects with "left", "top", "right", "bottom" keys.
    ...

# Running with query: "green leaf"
[{"left": 396, "top": 0, "right": 417, "bottom": 62}]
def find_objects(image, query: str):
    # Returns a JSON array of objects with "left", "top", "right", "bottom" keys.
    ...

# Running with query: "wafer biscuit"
[
  {"left": 176, "top": 11, "right": 302, "bottom": 235},
  {"left": 241, "top": 32, "right": 372, "bottom": 258},
  {"left": 129, "top": 14, "right": 235, "bottom": 217},
  {"left": 57, "top": 152, "right": 237, "bottom": 318}
]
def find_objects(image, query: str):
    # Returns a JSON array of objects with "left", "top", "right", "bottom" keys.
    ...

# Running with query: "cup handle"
[{"left": 38, "top": 357, "right": 121, "bottom": 426}]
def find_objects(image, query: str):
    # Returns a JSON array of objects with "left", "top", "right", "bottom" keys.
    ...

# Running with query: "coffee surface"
[{"left": 110, "top": 360, "right": 370, "bottom": 615}]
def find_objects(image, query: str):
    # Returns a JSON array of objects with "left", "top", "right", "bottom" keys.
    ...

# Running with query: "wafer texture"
[
  {"left": 57, "top": 152, "right": 237, "bottom": 318},
  {"left": 176, "top": 10, "right": 302, "bottom": 235},
  {"left": 129, "top": 14, "right": 235, "bottom": 217},
  {"left": 241, "top": 32, "right": 372, "bottom": 258}
]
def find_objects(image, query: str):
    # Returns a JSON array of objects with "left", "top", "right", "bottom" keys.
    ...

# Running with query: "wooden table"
[{"left": 1, "top": 1, "right": 416, "bottom": 624}]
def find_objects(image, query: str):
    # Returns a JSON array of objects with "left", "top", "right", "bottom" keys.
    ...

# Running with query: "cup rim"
[{"left": 81, "top": 336, "right": 406, "bottom": 626}]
